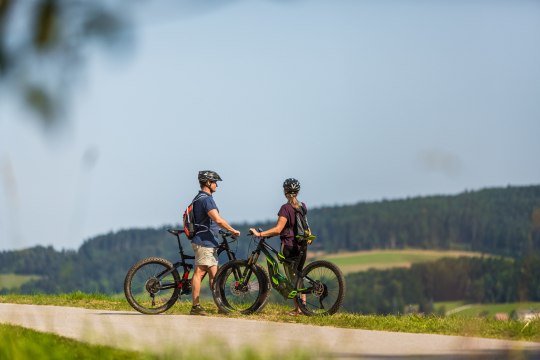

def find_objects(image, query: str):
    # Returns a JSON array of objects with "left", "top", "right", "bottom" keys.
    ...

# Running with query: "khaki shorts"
[{"left": 192, "top": 243, "right": 218, "bottom": 267}]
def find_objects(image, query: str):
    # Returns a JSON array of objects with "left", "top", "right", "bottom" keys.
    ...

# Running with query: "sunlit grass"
[
  {"left": 0, "top": 323, "right": 156, "bottom": 360},
  {"left": 0, "top": 323, "right": 311, "bottom": 360}
]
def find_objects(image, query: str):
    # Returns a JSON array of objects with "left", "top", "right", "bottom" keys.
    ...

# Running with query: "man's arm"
[{"left": 208, "top": 209, "right": 240, "bottom": 237}]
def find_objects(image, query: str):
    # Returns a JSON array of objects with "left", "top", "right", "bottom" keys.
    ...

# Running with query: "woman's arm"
[{"left": 249, "top": 216, "right": 287, "bottom": 238}]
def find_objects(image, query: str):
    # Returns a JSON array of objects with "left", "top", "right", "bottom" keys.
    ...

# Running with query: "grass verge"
[
  {"left": 0, "top": 322, "right": 311, "bottom": 360},
  {"left": 0, "top": 323, "right": 155, "bottom": 360}
]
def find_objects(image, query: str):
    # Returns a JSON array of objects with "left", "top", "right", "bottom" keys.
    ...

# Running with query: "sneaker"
[{"left": 190, "top": 304, "right": 207, "bottom": 316}]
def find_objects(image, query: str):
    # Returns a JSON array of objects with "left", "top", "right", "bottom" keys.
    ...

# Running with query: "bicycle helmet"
[
  {"left": 198, "top": 170, "right": 223, "bottom": 183},
  {"left": 283, "top": 178, "right": 301, "bottom": 194}
]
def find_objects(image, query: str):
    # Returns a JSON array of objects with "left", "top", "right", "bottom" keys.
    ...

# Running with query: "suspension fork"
[{"left": 235, "top": 250, "right": 260, "bottom": 284}]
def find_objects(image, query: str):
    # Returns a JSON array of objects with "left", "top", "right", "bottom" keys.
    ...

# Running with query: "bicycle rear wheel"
[
  {"left": 296, "top": 260, "right": 345, "bottom": 316},
  {"left": 212, "top": 260, "right": 270, "bottom": 315},
  {"left": 124, "top": 257, "right": 181, "bottom": 314}
]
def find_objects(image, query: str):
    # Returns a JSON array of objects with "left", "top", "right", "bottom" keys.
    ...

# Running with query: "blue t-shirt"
[{"left": 191, "top": 191, "right": 221, "bottom": 247}]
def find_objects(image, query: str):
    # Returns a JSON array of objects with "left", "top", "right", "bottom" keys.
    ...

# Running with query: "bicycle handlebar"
[
  {"left": 219, "top": 229, "right": 240, "bottom": 243},
  {"left": 248, "top": 228, "right": 276, "bottom": 239}
]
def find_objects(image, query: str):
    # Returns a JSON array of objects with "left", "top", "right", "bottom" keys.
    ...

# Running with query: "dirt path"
[{"left": 1, "top": 303, "right": 539, "bottom": 359}]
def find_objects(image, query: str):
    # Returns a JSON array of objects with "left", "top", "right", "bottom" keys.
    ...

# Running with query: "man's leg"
[
  {"left": 207, "top": 265, "right": 218, "bottom": 288},
  {"left": 191, "top": 265, "right": 208, "bottom": 315}
]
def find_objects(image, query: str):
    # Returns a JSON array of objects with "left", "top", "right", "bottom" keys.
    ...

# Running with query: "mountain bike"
[
  {"left": 212, "top": 229, "right": 345, "bottom": 316},
  {"left": 124, "top": 228, "right": 241, "bottom": 314}
]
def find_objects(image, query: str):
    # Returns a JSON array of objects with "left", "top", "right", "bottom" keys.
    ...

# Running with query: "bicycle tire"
[
  {"left": 212, "top": 260, "right": 270, "bottom": 315},
  {"left": 124, "top": 257, "right": 181, "bottom": 314},
  {"left": 252, "top": 264, "right": 271, "bottom": 312},
  {"left": 296, "top": 260, "right": 345, "bottom": 316}
]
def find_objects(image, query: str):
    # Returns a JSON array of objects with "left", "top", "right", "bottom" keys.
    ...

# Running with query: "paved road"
[{"left": 1, "top": 303, "right": 540, "bottom": 359}]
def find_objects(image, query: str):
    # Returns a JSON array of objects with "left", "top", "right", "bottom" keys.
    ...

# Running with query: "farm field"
[
  {"left": 0, "top": 274, "right": 41, "bottom": 291},
  {"left": 435, "top": 301, "right": 540, "bottom": 318},
  {"left": 317, "top": 249, "right": 492, "bottom": 274}
]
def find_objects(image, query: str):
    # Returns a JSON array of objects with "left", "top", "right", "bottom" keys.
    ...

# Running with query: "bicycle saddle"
[{"left": 167, "top": 229, "right": 184, "bottom": 236}]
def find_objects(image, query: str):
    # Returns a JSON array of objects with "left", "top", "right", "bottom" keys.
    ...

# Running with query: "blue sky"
[{"left": 1, "top": 0, "right": 539, "bottom": 251}]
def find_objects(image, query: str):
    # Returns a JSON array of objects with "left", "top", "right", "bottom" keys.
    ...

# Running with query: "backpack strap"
[
  {"left": 294, "top": 203, "right": 307, "bottom": 216},
  {"left": 192, "top": 192, "right": 208, "bottom": 203},
  {"left": 192, "top": 193, "right": 209, "bottom": 233}
]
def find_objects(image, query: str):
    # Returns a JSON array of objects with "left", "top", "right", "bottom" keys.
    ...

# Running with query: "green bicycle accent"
[
  {"left": 212, "top": 229, "right": 346, "bottom": 316},
  {"left": 287, "top": 290, "right": 298, "bottom": 299}
]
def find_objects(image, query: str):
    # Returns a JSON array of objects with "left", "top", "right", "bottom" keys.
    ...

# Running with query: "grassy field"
[
  {"left": 0, "top": 249, "right": 491, "bottom": 289},
  {"left": 0, "top": 323, "right": 155, "bottom": 360},
  {"left": 0, "top": 274, "right": 41, "bottom": 290},
  {"left": 318, "top": 249, "right": 490, "bottom": 274},
  {"left": 435, "top": 301, "right": 540, "bottom": 318}
]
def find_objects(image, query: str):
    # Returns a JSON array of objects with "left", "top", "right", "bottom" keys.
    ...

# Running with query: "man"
[{"left": 189, "top": 170, "right": 240, "bottom": 315}]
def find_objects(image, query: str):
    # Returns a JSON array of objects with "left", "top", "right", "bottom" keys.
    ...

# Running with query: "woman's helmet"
[
  {"left": 198, "top": 170, "right": 223, "bottom": 183},
  {"left": 283, "top": 178, "right": 301, "bottom": 194}
]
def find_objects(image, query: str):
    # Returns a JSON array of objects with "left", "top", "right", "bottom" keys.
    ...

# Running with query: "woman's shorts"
[{"left": 191, "top": 243, "right": 218, "bottom": 267}]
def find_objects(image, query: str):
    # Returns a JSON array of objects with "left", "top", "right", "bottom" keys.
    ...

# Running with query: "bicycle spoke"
[
  {"left": 124, "top": 257, "right": 180, "bottom": 314},
  {"left": 298, "top": 261, "right": 345, "bottom": 316},
  {"left": 213, "top": 260, "right": 269, "bottom": 314}
]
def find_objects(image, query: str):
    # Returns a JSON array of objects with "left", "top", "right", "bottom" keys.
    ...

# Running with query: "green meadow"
[
  {"left": 318, "top": 249, "right": 490, "bottom": 274},
  {"left": 436, "top": 301, "right": 540, "bottom": 318},
  {"left": 0, "top": 274, "right": 41, "bottom": 290}
]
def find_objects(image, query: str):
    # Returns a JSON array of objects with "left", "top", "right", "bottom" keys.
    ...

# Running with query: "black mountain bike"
[
  {"left": 212, "top": 229, "right": 345, "bottom": 316},
  {"left": 124, "top": 228, "right": 241, "bottom": 314}
]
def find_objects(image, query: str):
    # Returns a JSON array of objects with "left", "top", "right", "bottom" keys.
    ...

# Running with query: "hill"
[
  {"left": 307, "top": 184, "right": 540, "bottom": 256},
  {"left": 0, "top": 184, "right": 539, "bottom": 296}
]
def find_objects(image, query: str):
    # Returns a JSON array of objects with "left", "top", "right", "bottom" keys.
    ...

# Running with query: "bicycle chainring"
[{"left": 145, "top": 277, "right": 161, "bottom": 295}]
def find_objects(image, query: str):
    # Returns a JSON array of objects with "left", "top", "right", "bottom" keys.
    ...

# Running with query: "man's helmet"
[
  {"left": 198, "top": 170, "right": 223, "bottom": 183},
  {"left": 283, "top": 178, "right": 301, "bottom": 194}
]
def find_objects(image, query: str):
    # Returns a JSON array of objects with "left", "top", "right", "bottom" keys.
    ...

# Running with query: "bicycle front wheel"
[
  {"left": 297, "top": 260, "right": 345, "bottom": 316},
  {"left": 212, "top": 260, "right": 269, "bottom": 315},
  {"left": 124, "top": 257, "right": 181, "bottom": 314}
]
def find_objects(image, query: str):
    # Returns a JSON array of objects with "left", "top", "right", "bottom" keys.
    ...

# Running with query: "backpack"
[
  {"left": 293, "top": 204, "right": 316, "bottom": 245},
  {"left": 183, "top": 193, "right": 208, "bottom": 239}
]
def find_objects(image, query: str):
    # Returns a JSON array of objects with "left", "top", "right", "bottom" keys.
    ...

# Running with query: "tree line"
[
  {"left": 306, "top": 184, "right": 540, "bottom": 257},
  {"left": 343, "top": 255, "right": 540, "bottom": 315},
  {"left": 1, "top": 184, "right": 539, "bottom": 311}
]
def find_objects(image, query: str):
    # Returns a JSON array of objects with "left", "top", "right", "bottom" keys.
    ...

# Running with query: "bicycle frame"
[
  {"left": 245, "top": 236, "right": 308, "bottom": 299},
  {"left": 158, "top": 229, "right": 237, "bottom": 293},
  {"left": 212, "top": 232, "right": 345, "bottom": 316}
]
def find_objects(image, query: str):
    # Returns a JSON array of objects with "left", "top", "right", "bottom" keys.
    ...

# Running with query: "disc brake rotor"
[{"left": 312, "top": 280, "right": 326, "bottom": 297}]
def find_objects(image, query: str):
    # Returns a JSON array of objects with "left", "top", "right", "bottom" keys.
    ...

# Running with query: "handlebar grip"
[{"left": 219, "top": 229, "right": 232, "bottom": 237}]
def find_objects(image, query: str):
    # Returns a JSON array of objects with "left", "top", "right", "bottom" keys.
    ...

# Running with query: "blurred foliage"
[{"left": 0, "top": 0, "right": 132, "bottom": 127}]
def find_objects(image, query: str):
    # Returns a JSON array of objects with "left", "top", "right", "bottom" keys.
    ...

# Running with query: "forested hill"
[
  {"left": 69, "top": 183, "right": 539, "bottom": 259},
  {"left": 1, "top": 184, "right": 539, "bottom": 295},
  {"left": 306, "top": 184, "right": 540, "bottom": 257}
]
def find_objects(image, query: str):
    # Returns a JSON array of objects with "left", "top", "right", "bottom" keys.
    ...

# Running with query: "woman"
[{"left": 249, "top": 178, "right": 309, "bottom": 316}]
